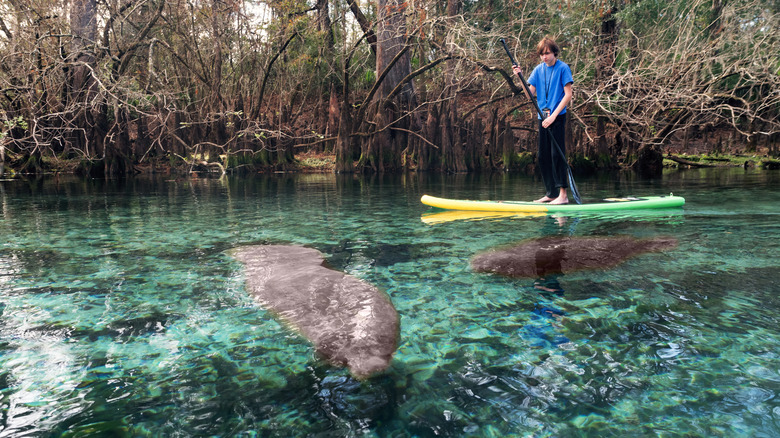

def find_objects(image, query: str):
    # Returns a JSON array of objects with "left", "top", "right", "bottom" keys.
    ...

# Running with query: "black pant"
[{"left": 538, "top": 113, "right": 568, "bottom": 198}]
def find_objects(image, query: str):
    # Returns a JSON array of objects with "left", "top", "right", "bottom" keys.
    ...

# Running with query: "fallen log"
[
  {"left": 760, "top": 159, "right": 780, "bottom": 170},
  {"left": 666, "top": 154, "right": 717, "bottom": 167}
]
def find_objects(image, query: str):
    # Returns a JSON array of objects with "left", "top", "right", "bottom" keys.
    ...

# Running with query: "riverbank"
[
  {"left": 664, "top": 153, "right": 780, "bottom": 170},
  {"left": 294, "top": 151, "right": 780, "bottom": 173},
  {"left": 1, "top": 150, "right": 778, "bottom": 178}
]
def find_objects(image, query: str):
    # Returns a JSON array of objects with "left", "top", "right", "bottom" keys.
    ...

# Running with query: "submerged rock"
[
  {"left": 471, "top": 235, "right": 677, "bottom": 278},
  {"left": 232, "top": 245, "right": 400, "bottom": 379}
]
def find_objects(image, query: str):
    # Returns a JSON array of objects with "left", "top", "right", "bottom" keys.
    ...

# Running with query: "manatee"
[
  {"left": 471, "top": 235, "right": 677, "bottom": 278},
  {"left": 232, "top": 245, "right": 400, "bottom": 379}
]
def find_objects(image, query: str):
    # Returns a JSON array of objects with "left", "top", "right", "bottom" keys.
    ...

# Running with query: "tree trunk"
[
  {"left": 632, "top": 144, "right": 663, "bottom": 177},
  {"left": 208, "top": 0, "right": 226, "bottom": 161},
  {"left": 347, "top": 0, "right": 377, "bottom": 56},
  {"left": 334, "top": 43, "right": 354, "bottom": 173},
  {"left": 69, "top": 0, "right": 104, "bottom": 172},
  {"left": 595, "top": 4, "right": 618, "bottom": 161},
  {"left": 334, "top": 99, "right": 355, "bottom": 173},
  {"left": 418, "top": 106, "right": 440, "bottom": 171},
  {"left": 440, "top": 98, "right": 466, "bottom": 172},
  {"left": 326, "top": 84, "right": 339, "bottom": 154},
  {"left": 316, "top": 0, "right": 335, "bottom": 51},
  {"left": 210, "top": 0, "right": 224, "bottom": 112},
  {"left": 440, "top": 0, "right": 466, "bottom": 173},
  {"left": 69, "top": 0, "right": 97, "bottom": 98},
  {"left": 706, "top": 0, "right": 724, "bottom": 38},
  {"left": 358, "top": 0, "right": 415, "bottom": 172},
  {"left": 105, "top": 99, "right": 132, "bottom": 176}
]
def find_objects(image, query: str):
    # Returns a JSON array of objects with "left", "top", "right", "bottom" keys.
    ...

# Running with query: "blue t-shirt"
[{"left": 527, "top": 60, "right": 573, "bottom": 119}]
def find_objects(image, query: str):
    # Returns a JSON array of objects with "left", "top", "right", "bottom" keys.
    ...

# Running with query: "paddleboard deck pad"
[{"left": 421, "top": 194, "right": 684, "bottom": 213}]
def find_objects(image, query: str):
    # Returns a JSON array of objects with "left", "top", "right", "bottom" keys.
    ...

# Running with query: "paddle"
[{"left": 500, "top": 38, "right": 582, "bottom": 205}]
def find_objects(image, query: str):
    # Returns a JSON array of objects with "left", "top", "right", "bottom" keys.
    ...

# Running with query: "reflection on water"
[
  {"left": 0, "top": 169, "right": 778, "bottom": 436},
  {"left": 421, "top": 210, "right": 544, "bottom": 224}
]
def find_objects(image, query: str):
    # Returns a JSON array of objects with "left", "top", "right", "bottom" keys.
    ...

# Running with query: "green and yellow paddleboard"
[{"left": 421, "top": 194, "right": 685, "bottom": 213}]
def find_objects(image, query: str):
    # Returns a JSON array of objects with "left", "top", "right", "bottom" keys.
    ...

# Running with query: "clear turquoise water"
[{"left": 0, "top": 169, "right": 778, "bottom": 437}]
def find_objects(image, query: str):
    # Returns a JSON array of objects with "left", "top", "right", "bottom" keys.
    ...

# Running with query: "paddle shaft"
[
  {"left": 500, "top": 38, "right": 581, "bottom": 204},
  {"left": 500, "top": 39, "right": 548, "bottom": 122}
]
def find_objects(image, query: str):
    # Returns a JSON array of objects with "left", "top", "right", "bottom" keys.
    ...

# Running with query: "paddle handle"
[
  {"left": 500, "top": 38, "right": 542, "bottom": 118},
  {"left": 499, "top": 38, "right": 519, "bottom": 67}
]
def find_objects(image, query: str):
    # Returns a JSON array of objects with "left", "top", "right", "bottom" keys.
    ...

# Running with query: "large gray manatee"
[
  {"left": 232, "top": 245, "right": 400, "bottom": 379},
  {"left": 472, "top": 235, "right": 678, "bottom": 278}
]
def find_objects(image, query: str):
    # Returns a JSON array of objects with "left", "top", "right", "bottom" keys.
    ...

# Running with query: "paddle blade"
[{"left": 567, "top": 169, "right": 582, "bottom": 204}]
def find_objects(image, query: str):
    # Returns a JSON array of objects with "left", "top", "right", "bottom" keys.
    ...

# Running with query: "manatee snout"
[
  {"left": 348, "top": 354, "right": 394, "bottom": 379},
  {"left": 316, "top": 319, "right": 399, "bottom": 379}
]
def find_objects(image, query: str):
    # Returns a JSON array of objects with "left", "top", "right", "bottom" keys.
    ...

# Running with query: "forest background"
[{"left": 0, "top": 0, "right": 778, "bottom": 178}]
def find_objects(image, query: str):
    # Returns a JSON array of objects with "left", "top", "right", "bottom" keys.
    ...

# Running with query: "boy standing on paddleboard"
[{"left": 513, "top": 37, "right": 573, "bottom": 205}]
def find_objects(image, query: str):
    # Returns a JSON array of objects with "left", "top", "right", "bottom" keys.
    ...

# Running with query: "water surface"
[{"left": 0, "top": 169, "right": 778, "bottom": 436}]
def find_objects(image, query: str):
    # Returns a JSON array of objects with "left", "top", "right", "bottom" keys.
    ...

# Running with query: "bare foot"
[
  {"left": 548, "top": 196, "right": 569, "bottom": 205},
  {"left": 533, "top": 196, "right": 555, "bottom": 203}
]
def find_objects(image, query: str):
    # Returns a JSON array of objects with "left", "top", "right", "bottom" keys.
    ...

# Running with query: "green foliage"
[
  {"left": 225, "top": 152, "right": 270, "bottom": 168},
  {"left": 514, "top": 151, "right": 535, "bottom": 169},
  {"left": 1, "top": 116, "right": 28, "bottom": 139},
  {"left": 361, "top": 70, "right": 376, "bottom": 89}
]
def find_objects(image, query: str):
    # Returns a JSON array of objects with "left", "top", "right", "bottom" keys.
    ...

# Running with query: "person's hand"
[
  {"left": 512, "top": 65, "right": 522, "bottom": 76},
  {"left": 542, "top": 114, "right": 556, "bottom": 128}
]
